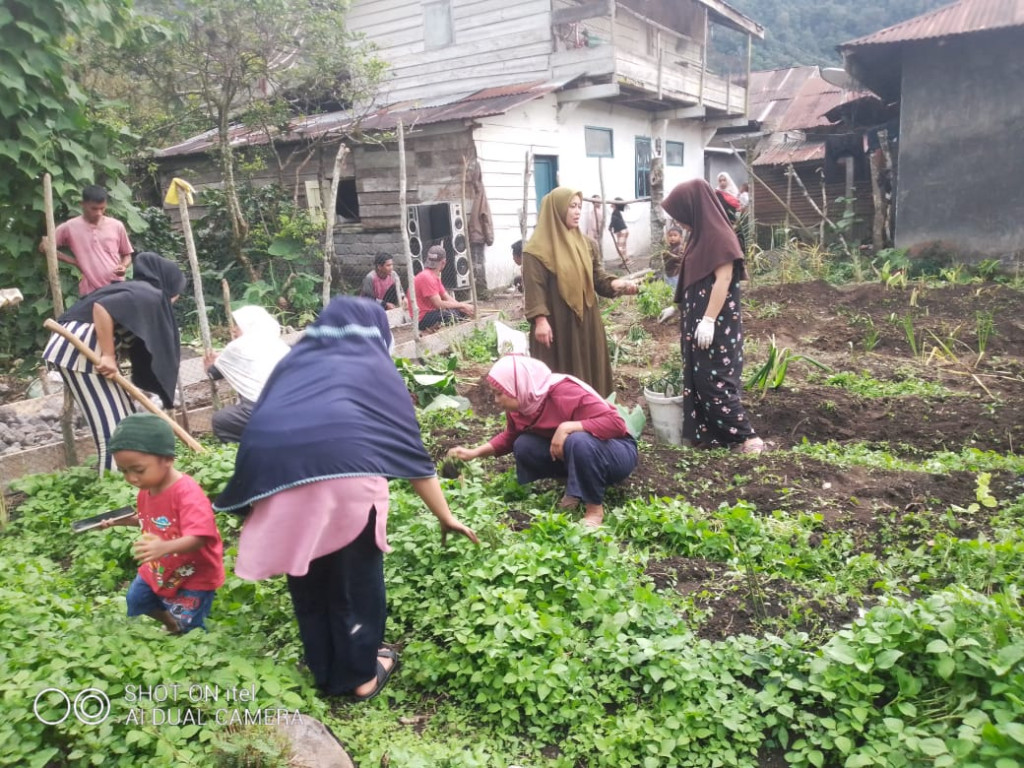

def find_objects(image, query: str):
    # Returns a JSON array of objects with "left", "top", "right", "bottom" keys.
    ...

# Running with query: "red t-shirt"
[
  {"left": 136, "top": 474, "right": 225, "bottom": 597},
  {"left": 488, "top": 380, "right": 629, "bottom": 456},
  {"left": 411, "top": 269, "right": 447, "bottom": 321}
]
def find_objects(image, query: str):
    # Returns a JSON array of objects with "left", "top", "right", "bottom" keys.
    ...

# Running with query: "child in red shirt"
[{"left": 99, "top": 414, "right": 224, "bottom": 634}]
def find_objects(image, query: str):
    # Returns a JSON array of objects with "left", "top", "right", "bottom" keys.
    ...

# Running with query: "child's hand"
[{"left": 133, "top": 533, "right": 166, "bottom": 564}]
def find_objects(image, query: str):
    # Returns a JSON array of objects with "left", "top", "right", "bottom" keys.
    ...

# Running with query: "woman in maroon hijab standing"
[{"left": 660, "top": 179, "right": 764, "bottom": 454}]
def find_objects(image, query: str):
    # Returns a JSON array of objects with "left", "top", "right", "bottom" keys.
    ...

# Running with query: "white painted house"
[{"left": 154, "top": 0, "right": 764, "bottom": 293}]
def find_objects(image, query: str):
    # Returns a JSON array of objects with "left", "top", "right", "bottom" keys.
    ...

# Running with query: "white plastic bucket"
[{"left": 643, "top": 387, "right": 685, "bottom": 446}]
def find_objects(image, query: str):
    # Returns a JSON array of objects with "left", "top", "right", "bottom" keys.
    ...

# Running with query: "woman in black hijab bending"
[
  {"left": 661, "top": 180, "right": 764, "bottom": 454},
  {"left": 42, "top": 252, "right": 186, "bottom": 473}
]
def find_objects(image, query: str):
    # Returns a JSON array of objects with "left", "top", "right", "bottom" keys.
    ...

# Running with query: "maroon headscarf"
[{"left": 661, "top": 179, "right": 745, "bottom": 299}]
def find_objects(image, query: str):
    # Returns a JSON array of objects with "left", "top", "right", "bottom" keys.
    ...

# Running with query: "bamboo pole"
[
  {"left": 397, "top": 120, "right": 421, "bottom": 357},
  {"left": 461, "top": 156, "right": 478, "bottom": 308},
  {"left": 520, "top": 150, "right": 532, "bottom": 241},
  {"left": 172, "top": 179, "right": 220, "bottom": 409},
  {"left": 221, "top": 279, "right": 234, "bottom": 332},
  {"left": 43, "top": 319, "right": 205, "bottom": 453},
  {"left": 323, "top": 143, "right": 350, "bottom": 307},
  {"left": 42, "top": 173, "right": 78, "bottom": 466},
  {"left": 597, "top": 157, "right": 607, "bottom": 260}
]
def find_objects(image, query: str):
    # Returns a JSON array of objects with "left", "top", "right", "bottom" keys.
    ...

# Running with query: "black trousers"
[{"left": 286, "top": 507, "right": 386, "bottom": 695}]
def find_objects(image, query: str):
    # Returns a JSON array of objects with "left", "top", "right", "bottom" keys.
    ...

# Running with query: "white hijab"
[
  {"left": 716, "top": 172, "right": 739, "bottom": 197},
  {"left": 215, "top": 306, "right": 290, "bottom": 403}
]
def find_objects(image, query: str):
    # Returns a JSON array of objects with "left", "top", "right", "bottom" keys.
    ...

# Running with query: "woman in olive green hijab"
[{"left": 522, "top": 187, "right": 638, "bottom": 396}]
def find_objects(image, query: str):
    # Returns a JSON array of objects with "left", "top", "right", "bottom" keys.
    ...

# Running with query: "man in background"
[
  {"left": 411, "top": 245, "right": 474, "bottom": 331},
  {"left": 360, "top": 252, "right": 402, "bottom": 310},
  {"left": 40, "top": 185, "right": 134, "bottom": 296}
]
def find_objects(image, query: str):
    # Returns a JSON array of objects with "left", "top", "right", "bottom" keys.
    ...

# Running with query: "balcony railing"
[{"left": 550, "top": 0, "right": 749, "bottom": 115}]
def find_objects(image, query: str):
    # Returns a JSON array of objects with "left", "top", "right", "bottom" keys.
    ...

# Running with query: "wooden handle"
[{"left": 43, "top": 319, "right": 205, "bottom": 454}]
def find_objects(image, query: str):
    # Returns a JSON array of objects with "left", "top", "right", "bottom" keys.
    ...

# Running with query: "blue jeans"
[
  {"left": 126, "top": 575, "right": 216, "bottom": 633},
  {"left": 513, "top": 432, "right": 638, "bottom": 505}
]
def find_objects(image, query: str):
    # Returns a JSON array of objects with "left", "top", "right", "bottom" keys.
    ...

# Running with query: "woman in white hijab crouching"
[{"left": 205, "top": 306, "right": 291, "bottom": 443}]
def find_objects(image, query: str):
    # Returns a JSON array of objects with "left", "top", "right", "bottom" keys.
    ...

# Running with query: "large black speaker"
[{"left": 406, "top": 202, "right": 470, "bottom": 291}]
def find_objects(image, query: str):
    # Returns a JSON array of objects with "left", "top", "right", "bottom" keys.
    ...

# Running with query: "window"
[
  {"left": 635, "top": 136, "right": 651, "bottom": 198},
  {"left": 665, "top": 141, "right": 684, "bottom": 167},
  {"left": 584, "top": 126, "right": 613, "bottom": 158},
  {"left": 424, "top": 0, "right": 453, "bottom": 50},
  {"left": 335, "top": 178, "right": 360, "bottom": 223}
]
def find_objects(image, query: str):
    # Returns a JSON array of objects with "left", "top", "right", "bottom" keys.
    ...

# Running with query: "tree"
[
  {"left": 0, "top": 0, "right": 137, "bottom": 363},
  {"left": 116, "top": 0, "right": 385, "bottom": 282}
]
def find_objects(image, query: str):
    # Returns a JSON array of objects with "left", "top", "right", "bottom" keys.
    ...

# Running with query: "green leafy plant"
[
  {"left": 746, "top": 336, "right": 830, "bottom": 396},
  {"left": 636, "top": 279, "right": 674, "bottom": 319},
  {"left": 902, "top": 314, "right": 922, "bottom": 357},
  {"left": 976, "top": 311, "right": 994, "bottom": 359},
  {"left": 394, "top": 356, "right": 459, "bottom": 408},
  {"left": 644, "top": 368, "right": 683, "bottom": 398}
]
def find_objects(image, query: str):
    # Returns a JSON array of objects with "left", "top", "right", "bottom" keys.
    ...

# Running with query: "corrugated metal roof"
[
  {"left": 747, "top": 66, "right": 865, "bottom": 132},
  {"left": 155, "top": 81, "right": 560, "bottom": 159},
  {"left": 842, "top": 0, "right": 1024, "bottom": 48},
  {"left": 752, "top": 140, "right": 825, "bottom": 167}
]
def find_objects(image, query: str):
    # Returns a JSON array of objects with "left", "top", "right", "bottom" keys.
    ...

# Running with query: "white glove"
[
  {"left": 695, "top": 316, "right": 716, "bottom": 349},
  {"left": 657, "top": 306, "right": 678, "bottom": 324}
]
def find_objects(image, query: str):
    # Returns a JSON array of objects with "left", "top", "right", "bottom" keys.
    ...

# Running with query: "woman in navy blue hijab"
[{"left": 215, "top": 296, "right": 477, "bottom": 701}]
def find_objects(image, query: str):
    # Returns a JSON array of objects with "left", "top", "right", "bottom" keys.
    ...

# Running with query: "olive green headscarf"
[{"left": 523, "top": 187, "right": 594, "bottom": 320}]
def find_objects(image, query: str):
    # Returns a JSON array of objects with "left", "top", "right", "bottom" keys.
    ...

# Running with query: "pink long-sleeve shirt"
[{"left": 488, "top": 379, "right": 629, "bottom": 456}]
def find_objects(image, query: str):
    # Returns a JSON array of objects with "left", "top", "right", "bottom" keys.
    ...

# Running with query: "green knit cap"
[{"left": 107, "top": 413, "right": 176, "bottom": 457}]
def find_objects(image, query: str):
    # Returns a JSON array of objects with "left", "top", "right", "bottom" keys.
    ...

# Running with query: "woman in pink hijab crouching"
[{"left": 447, "top": 355, "right": 638, "bottom": 527}]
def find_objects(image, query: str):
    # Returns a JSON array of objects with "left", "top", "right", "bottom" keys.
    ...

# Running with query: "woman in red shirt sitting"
[{"left": 448, "top": 355, "right": 638, "bottom": 527}]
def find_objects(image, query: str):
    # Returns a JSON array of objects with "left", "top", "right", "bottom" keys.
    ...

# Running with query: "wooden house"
[
  {"left": 154, "top": 0, "right": 764, "bottom": 292},
  {"left": 839, "top": 0, "right": 1024, "bottom": 266},
  {"left": 714, "top": 66, "right": 878, "bottom": 250}
]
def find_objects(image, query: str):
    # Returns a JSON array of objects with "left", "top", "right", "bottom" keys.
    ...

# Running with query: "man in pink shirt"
[
  {"left": 411, "top": 245, "right": 475, "bottom": 331},
  {"left": 40, "top": 185, "right": 134, "bottom": 295}
]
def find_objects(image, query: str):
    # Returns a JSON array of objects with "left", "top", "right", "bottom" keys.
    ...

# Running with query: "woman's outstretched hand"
[
  {"left": 611, "top": 279, "right": 639, "bottom": 296},
  {"left": 447, "top": 445, "right": 476, "bottom": 461},
  {"left": 438, "top": 517, "right": 480, "bottom": 547}
]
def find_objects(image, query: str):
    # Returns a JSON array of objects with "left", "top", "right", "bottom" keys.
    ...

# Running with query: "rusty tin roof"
[
  {"left": 156, "top": 81, "right": 559, "bottom": 159},
  {"left": 842, "top": 0, "right": 1024, "bottom": 49}
]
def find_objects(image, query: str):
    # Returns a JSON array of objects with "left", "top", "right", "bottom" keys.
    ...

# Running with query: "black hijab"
[{"left": 59, "top": 252, "right": 185, "bottom": 408}]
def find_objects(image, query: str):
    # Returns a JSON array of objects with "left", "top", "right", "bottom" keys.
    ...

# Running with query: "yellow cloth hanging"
[{"left": 164, "top": 178, "right": 196, "bottom": 206}]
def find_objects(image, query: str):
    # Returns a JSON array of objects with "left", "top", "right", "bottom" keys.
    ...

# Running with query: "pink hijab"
[{"left": 486, "top": 355, "right": 601, "bottom": 417}]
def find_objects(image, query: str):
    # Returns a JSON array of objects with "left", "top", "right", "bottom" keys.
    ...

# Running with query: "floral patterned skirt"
[{"left": 679, "top": 274, "right": 758, "bottom": 446}]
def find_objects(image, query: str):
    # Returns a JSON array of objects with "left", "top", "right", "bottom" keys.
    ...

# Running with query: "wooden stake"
[
  {"left": 173, "top": 179, "right": 220, "bottom": 409},
  {"left": 43, "top": 319, "right": 205, "bottom": 453},
  {"left": 221, "top": 279, "right": 234, "bottom": 332},
  {"left": 461, "top": 156, "right": 478, "bottom": 308},
  {"left": 323, "top": 143, "right": 350, "bottom": 307},
  {"left": 42, "top": 173, "right": 77, "bottom": 467},
  {"left": 598, "top": 157, "right": 610, "bottom": 262},
  {"left": 397, "top": 120, "right": 421, "bottom": 357},
  {"left": 520, "top": 150, "right": 532, "bottom": 241}
]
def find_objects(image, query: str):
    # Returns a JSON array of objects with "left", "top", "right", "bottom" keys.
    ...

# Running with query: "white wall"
[{"left": 472, "top": 96, "right": 707, "bottom": 288}]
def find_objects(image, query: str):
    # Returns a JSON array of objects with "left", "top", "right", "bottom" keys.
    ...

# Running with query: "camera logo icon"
[{"left": 33, "top": 688, "right": 111, "bottom": 726}]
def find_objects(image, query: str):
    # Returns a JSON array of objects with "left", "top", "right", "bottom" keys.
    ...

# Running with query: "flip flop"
[
  {"left": 377, "top": 647, "right": 398, "bottom": 661},
  {"left": 353, "top": 655, "right": 400, "bottom": 702}
]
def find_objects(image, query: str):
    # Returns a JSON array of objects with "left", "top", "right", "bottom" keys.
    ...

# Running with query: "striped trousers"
[{"left": 42, "top": 321, "right": 136, "bottom": 474}]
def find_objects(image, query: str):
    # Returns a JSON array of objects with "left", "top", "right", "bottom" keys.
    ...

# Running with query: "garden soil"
[{"left": 436, "top": 280, "right": 1024, "bottom": 649}]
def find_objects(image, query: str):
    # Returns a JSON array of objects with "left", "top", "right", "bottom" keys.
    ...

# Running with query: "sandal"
[{"left": 353, "top": 654, "right": 400, "bottom": 702}]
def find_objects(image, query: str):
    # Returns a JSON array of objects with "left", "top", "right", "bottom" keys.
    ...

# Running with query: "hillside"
[{"left": 721, "top": 0, "right": 953, "bottom": 69}]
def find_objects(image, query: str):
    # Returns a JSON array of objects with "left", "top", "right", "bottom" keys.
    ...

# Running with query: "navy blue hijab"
[{"left": 213, "top": 296, "right": 436, "bottom": 515}]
